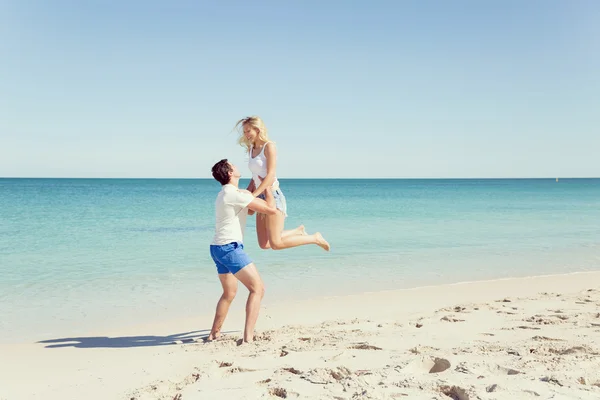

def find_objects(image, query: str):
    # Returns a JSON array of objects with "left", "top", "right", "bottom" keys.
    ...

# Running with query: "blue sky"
[{"left": 1, "top": 1, "right": 599, "bottom": 178}]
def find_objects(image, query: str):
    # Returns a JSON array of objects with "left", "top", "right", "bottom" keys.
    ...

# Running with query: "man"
[{"left": 208, "top": 159, "right": 278, "bottom": 344}]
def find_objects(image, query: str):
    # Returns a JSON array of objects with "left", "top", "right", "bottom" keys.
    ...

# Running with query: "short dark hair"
[{"left": 211, "top": 159, "right": 232, "bottom": 185}]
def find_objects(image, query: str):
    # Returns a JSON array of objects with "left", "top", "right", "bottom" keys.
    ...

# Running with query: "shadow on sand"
[{"left": 37, "top": 329, "right": 237, "bottom": 349}]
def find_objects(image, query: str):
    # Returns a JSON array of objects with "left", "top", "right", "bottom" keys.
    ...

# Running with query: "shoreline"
[
  {"left": 1, "top": 270, "right": 600, "bottom": 399},
  {"left": 4, "top": 268, "right": 599, "bottom": 345}
]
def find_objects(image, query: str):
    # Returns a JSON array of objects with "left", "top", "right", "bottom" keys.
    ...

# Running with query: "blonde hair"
[{"left": 234, "top": 116, "right": 271, "bottom": 153}]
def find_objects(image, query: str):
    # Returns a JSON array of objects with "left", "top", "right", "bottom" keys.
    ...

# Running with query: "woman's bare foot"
[{"left": 315, "top": 232, "right": 330, "bottom": 251}]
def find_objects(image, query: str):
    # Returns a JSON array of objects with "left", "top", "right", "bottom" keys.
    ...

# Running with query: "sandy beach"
[{"left": 1, "top": 272, "right": 600, "bottom": 400}]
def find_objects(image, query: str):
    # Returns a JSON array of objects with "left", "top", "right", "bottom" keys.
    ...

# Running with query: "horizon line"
[{"left": 1, "top": 176, "right": 598, "bottom": 180}]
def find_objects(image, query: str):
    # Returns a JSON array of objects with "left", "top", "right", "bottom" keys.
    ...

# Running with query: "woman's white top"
[{"left": 248, "top": 142, "right": 279, "bottom": 189}]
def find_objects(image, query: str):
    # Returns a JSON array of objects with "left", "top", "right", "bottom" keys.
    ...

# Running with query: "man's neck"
[{"left": 227, "top": 178, "right": 240, "bottom": 188}]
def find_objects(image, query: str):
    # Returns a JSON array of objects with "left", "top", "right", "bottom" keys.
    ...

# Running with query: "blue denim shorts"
[
  {"left": 209, "top": 242, "right": 252, "bottom": 275},
  {"left": 258, "top": 188, "right": 288, "bottom": 217}
]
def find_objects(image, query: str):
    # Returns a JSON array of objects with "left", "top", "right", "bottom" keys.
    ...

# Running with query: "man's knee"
[
  {"left": 249, "top": 281, "right": 265, "bottom": 298},
  {"left": 253, "top": 283, "right": 265, "bottom": 299},
  {"left": 222, "top": 288, "right": 237, "bottom": 302},
  {"left": 234, "top": 263, "right": 265, "bottom": 297},
  {"left": 258, "top": 241, "right": 270, "bottom": 250}
]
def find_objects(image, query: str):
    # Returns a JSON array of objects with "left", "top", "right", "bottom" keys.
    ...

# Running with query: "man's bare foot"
[
  {"left": 205, "top": 332, "right": 221, "bottom": 342},
  {"left": 315, "top": 232, "right": 330, "bottom": 251},
  {"left": 238, "top": 337, "right": 253, "bottom": 346}
]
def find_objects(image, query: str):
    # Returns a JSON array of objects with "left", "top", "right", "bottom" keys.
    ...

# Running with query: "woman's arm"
[{"left": 252, "top": 142, "right": 277, "bottom": 197}]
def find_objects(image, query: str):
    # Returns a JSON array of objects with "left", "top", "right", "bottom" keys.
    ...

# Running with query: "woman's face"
[{"left": 243, "top": 124, "right": 259, "bottom": 143}]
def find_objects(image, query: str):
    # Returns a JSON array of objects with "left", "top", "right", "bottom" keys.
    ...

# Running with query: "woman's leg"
[
  {"left": 256, "top": 214, "right": 270, "bottom": 249},
  {"left": 256, "top": 214, "right": 306, "bottom": 250},
  {"left": 266, "top": 211, "right": 330, "bottom": 251},
  {"left": 283, "top": 225, "right": 307, "bottom": 237}
]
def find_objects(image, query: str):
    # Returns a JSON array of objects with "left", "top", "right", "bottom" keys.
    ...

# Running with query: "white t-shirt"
[{"left": 211, "top": 184, "right": 255, "bottom": 245}]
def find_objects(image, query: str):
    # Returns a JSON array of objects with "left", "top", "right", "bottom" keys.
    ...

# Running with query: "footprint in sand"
[
  {"left": 321, "top": 319, "right": 363, "bottom": 327},
  {"left": 182, "top": 373, "right": 201, "bottom": 384},
  {"left": 486, "top": 384, "right": 499, "bottom": 393},
  {"left": 269, "top": 387, "right": 295, "bottom": 398},
  {"left": 349, "top": 343, "right": 383, "bottom": 350},
  {"left": 549, "top": 345, "right": 599, "bottom": 356},
  {"left": 497, "top": 310, "right": 517, "bottom": 315},
  {"left": 441, "top": 315, "right": 466, "bottom": 322},
  {"left": 301, "top": 367, "right": 353, "bottom": 384},
  {"left": 540, "top": 376, "right": 563, "bottom": 386},
  {"left": 221, "top": 366, "right": 257, "bottom": 376},
  {"left": 524, "top": 313, "right": 571, "bottom": 324},
  {"left": 254, "top": 332, "right": 273, "bottom": 341},
  {"left": 439, "top": 385, "right": 470, "bottom": 400},
  {"left": 454, "top": 362, "right": 475, "bottom": 374},
  {"left": 531, "top": 335, "right": 564, "bottom": 342},
  {"left": 281, "top": 367, "right": 302, "bottom": 375},
  {"left": 409, "top": 345, "right": 440, "bottom": 355},
  {"left": 438, "top": 305, "right": 469, "bottom": 313},
  {"left": 516, "top": 325, "right": 541, "bottom": 330},
  {"left": 489, "top": 365, "right": 521, "bottom": 375},
  {"left": 404, "top": 357, "right": 451, "bottom": 374}
]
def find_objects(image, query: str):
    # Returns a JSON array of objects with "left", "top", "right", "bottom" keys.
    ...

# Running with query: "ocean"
[{"left": 1, "top": 178, "right": 599, "bottom": 343}]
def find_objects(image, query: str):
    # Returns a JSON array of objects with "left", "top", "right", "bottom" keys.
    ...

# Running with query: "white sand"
[{"left": 1, "top": 272, "right": 600, "bottom": 399}]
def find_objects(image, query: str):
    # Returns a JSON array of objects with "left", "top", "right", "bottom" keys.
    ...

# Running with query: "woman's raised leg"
[{"left": 266, "top": 212, "right": 330, "bottom": 251}]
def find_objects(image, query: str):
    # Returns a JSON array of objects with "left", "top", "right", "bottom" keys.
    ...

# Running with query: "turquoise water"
[{"left": 1, "top": 178, "right": 600, "bottom": 342}]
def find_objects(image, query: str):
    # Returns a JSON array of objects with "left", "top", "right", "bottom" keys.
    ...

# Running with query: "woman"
[{"left": 234, "top": 116, "right": 330, "bottom": 251}]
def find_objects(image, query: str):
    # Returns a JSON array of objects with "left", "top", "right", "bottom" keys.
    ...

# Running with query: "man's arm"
[
  {"left": 246, "top": 181, "right": 256, "bottom": 215},
  {"left": 238, "top": 188, "right": 256, "bottom": 215},
  {"left": 247, "top": 187, "right": 278, "bottom": 215}
]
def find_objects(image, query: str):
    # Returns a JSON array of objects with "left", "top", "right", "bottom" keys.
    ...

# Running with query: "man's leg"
[
  {"left": 233, "top": 263, "right": 265, "bottom": 343},
  {"left": 207, "top": 273, "right": 238, "bottom": 341}
]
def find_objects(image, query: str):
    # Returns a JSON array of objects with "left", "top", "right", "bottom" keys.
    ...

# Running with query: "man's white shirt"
[{"left": 211, "top": 184, "right": 254, "bottom": 245}]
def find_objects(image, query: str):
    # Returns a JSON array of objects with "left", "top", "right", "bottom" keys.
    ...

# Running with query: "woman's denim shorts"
[{"left": 257, "top": 188, "right": 288, "bottom": 217}]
